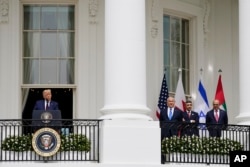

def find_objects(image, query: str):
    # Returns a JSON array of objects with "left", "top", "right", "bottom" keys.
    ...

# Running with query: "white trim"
[
  {"left": 160, "top": 0, "right": 205, "bottom": 96},
  {"left": 20, "top": 0, "right": 78, "bottom": 5}
]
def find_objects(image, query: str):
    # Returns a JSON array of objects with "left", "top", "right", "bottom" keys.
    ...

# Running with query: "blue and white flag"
[{"left": 194, "top": 80, "right": 210, "bottom": 124}]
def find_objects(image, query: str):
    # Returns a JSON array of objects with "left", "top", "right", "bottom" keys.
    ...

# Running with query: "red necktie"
[{"left": 215, "top": 110, "right": 219, "bottom": 122}]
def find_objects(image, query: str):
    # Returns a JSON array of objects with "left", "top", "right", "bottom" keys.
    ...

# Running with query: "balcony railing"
[
  {"left": 160, "top": 122, "right": 250, "bottom": 164},
  {"left": 0, "top": 119, "right": 101, "bottom": 162},
  {"left": 1, "top": 119, "right": 249, "bottom": 164}
]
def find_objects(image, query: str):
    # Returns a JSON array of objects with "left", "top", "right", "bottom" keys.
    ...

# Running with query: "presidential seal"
[
  {"left": 32, "top": 127, "right": 61, "bottom": 157},
  {"left": 41, "top": 112, "right": 53, "bottom": 124}
]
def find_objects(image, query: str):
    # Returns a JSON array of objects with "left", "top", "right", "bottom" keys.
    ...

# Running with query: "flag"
[
  {"left": 194, "top": 80, "right": 210, "bottom": 123},
  {"left": 156, "top": 74, "right": 169, "bottom": 119},
  {"left": 215, "top": 74, "right": 227, "bottom": 111},
  {"left": 175, "top": 72, "right": 186, "bottom": 111}
]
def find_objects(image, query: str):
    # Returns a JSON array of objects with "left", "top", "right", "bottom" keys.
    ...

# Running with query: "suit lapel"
[
  {"left": 43, "top": 100, "right": 46, "bottom": 110},
  {"left": 184, "top": 112, "right": 189, "bottom": 120},
  {"left": 217, "top": 110, "right": 221, "bottom": 122}
]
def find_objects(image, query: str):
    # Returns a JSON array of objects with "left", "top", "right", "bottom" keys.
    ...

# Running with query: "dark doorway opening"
[{"left": 22, "top": 88, "right": 73, "bottom": 134}]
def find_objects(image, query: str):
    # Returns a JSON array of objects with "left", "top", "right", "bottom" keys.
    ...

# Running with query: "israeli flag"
[{"left": 195, "top": 80, "right": 210, "bottom": 124}]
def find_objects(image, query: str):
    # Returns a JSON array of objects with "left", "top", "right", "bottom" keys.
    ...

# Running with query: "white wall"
[
  {"left": 0, "top": 0, "right": 21, "bottom": 119},
  {"left": 202, "top": 0, "right": 239, "bottom": 123},
  {"left": 76, "top": 0, "right": 105, "bottom": 119}
]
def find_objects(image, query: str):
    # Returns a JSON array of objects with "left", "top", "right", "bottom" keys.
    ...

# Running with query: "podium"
[{"left": 32, "top": 110, "right": 62, "bottom": 132}]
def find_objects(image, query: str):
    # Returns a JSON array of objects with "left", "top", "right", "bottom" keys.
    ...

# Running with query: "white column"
[
  {"left": 100, "top": 0, "right": 152, "bottom": 120},
  {"left": 237, "top": 0, "right": 250, "bottom": 124}
]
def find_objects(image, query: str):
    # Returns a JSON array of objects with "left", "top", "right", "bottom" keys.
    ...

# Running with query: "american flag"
[{"left": 156, "top": 74, "right": 169, "bottom": 119}]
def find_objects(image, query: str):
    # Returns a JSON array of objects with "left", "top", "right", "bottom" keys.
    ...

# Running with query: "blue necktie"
[{"left": 169, "top": 108, "right": 172, "bottom": 120}]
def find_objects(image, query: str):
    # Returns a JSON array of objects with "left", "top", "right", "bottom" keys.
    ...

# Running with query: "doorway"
[{"left": 22, "top": 88, "right": 73, "bottom": 134}]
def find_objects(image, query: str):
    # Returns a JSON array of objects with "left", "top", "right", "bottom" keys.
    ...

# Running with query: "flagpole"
[
  {"left": 199, "top": 68, "right": 203, "bottom": 79},
  {"left": 178, "top": 68, "right": 181, "bottom": 74}
]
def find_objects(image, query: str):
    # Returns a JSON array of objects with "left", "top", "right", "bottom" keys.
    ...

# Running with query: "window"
[
  {"left": 163, "top": 14, "right": 190, "bottom": 94},
  {"left": 23, "top": 5, "right": 75, "bottom": 84}
]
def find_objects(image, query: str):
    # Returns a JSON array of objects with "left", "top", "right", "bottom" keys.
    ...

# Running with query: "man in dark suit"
[
  {"left": 33, "top": 89, "right": 59, "bottom": 111},
  {"left": 181, "top": 100, "right": 199, "bottom": 136},
  {"left": 160, "top": 96, "right": 183, "bottom": 164},
  {"left": 160, "top": 96, "right": 183, "bottom": 139},
  {"left": 32, "top": 89, "right": 60, "bottom": 132},
  {"left": 206, "top": 99, "right": 228, "bottom": 137}
]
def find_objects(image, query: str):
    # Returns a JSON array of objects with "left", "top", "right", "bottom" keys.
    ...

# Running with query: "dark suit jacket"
[
  {"left": 181, "top": 111, "right": 199, "bottom": 136},
  {"left": 206, "top": 109, "right": 228, "bottom": 137},
  {"left": 33, "top": 100, "right": 59, "bottom": 111},
  {"left": 160, "top": 107, "right": 183, "bottom": 139},
  {"left": 32, "top": 100, "right": 60, "bottom": 132}
]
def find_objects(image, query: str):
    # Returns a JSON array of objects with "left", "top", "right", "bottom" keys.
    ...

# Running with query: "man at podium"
[
  {"left": 32, "top": 89, "right": 61, "bottom": 133},
  {"left": 33, "top": 89, "right": 59, "bottom": 111}
]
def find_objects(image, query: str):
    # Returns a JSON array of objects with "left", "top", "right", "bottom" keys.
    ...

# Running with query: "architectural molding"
[
  {"left": 151, "top": 0, "right": 159, "bottom": 38},
  {"left": 89, "top": 0, "right": 98, "bottom": 24},
  {"left": 0, "top": 0, "right": 9, "bottom": 23},
  {"left": 203, "top": 0, "right": 210, "bottom": 37}
]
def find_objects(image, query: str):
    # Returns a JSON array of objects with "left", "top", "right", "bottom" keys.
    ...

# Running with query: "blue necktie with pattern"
[{"left": 169, "top": 108, "right": 172, "bottom": 120}]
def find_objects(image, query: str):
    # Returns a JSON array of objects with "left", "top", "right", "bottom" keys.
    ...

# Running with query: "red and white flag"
[{"left": 175, "top": 71, "right": 186, "bottom": 111}]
